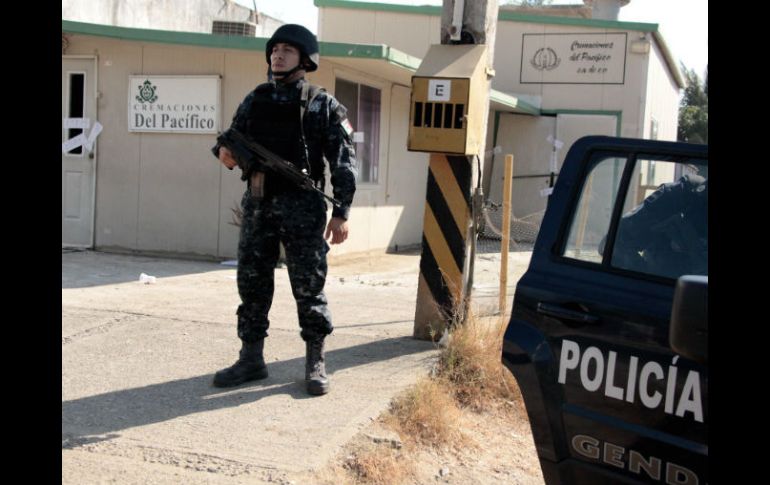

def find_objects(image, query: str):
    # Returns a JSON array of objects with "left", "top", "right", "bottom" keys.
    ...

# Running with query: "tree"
[{"left": 678, "top": 64, "right": 708, "bottom": 144}]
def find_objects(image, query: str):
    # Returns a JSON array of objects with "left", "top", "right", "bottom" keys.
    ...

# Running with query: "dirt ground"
[{"left": 296, "top": 395, "right": 545, "bottom": 485}]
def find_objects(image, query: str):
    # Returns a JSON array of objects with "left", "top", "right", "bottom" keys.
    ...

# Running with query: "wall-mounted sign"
[
  {"left": 428, "top": 79, "right": 451, "bottom": 102},
  {"left": 128, "top": 75, "right": 221, "bottom": 133},
  {"left": 520, "top": 33, "right": 627, "bottom": 85}
]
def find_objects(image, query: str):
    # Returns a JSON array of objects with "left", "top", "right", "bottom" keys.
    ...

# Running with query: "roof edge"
[
  {"left": 491, "top": 90, "right": 541, "bottom": 115},
  {"left": 319, "top": 41, "right": 423, "bottom": 71},
  {"left": 652, "top": 30, "right": 685, "bottom": 89},
  {"left": 314, "top": 0, "right": 659, "bottom": 31},
  {"left": 62, "top": 20, "right": 422, "bottom": 70},
  {"left": 62, "top": 20, "right": 267, "bottom": 50},
  {"left": 62, "top": 19, "right": 683, "bottom": 97},
  {"left": 314, "top": 0, "right": 441, "bottom": 16}
]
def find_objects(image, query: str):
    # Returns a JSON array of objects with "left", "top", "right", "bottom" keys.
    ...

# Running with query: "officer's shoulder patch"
[
  {"left": 341, "top": 118, "right": 354, "bottom": 137},
  {"left": 306, "top": 85, "right": 326, "bottom": 113},
  {"left": 308, "top": 98, "right": 323, "bottom": 113}
]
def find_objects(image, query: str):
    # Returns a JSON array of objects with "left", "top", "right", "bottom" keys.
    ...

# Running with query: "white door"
[
  {"left": 489, "top": 114, "right": 556, "bottom": 218},
  {"left": 555, "top": 113, "right": 618, "bottom": 167},
  {"left": 62, "top": 58, "right": 96, "bottom": 248},
  {"left": 487, "top": 112, "right": 617, "bottom": 223}
]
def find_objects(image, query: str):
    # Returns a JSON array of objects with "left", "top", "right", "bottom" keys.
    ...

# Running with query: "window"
[
  {"left": 563, "top": 155, "right": 627, "bottom": 263},
  {"left": 334, "top": 78, "right": 381, "bottom": 183},
  {"left": 563, "top": 153, "right": 708, "bottom": 280},
  {"left": 66, "top": 72, "right": 86, "bottom": 155},
  {"left": 612, "top": 158, "right": 708, "bottom": 279}
]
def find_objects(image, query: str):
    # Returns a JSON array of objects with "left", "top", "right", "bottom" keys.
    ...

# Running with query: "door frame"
[{"left": 62, "top": 55, "right": 98, "bottom": 248}]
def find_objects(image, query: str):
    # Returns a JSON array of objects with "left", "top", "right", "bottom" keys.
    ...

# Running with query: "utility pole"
[{"left": 413, "top": 0, "right": 499, "bottom": 340}]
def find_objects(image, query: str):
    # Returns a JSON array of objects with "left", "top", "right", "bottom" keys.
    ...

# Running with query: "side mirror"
[{"left": 669, "top": 275, "right": 708, "bottom": 364}]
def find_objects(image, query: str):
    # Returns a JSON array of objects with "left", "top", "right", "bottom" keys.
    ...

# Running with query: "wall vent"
[{"left": 212, "top": 21, "right": 256, "bottom": 37}]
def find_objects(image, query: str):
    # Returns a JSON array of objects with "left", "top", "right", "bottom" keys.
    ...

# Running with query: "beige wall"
[
  {"left": 319, "top": 7, "right": 647, "bottom": 116},
  {"left": 318, "top": 7, "right": 440, "bottom": 60},
  {"left": 382, "top": 85, "right": 430, "bottom": 250},
  {"left": 65, "top": 8, "right": 682, "bottom": 260},
  {"left": 494, "top": 21, "right": 653, "bottom": 141},
  {"left": 66, "top": 35, "right": 244, "bottom": 258},
  {"left": 314, "top": 5, "right": 688, "bottom": 261},
  {"left": 318, "top": 7, "right": 674, "bottom": 141},
  {"left": 321, "top": 65, "right": 430, "bottom": 256},
  {"left": 78, "top": 40, "right": 144, "bottom": 252},
  {"left": 317, "top": 5, "right": 684, "bottom": 245},
  {"left": 65, "top": 33, "right": 428, "bottom": 259},
  {"left": 644, "top": 40, "right": 680, "bottom": 142}
]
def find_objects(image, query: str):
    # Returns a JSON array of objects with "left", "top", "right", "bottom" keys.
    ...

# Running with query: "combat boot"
[
  {"left": 213, "top": 339, "right": 268, "bottom": 387},
  {"left": 305, "top": 338, "right": 329, "bottom": 395}
]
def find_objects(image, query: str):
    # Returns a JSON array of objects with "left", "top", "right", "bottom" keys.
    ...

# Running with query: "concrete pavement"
[{"left": 62, "top": 248, "right": 531, "bottom": 484}]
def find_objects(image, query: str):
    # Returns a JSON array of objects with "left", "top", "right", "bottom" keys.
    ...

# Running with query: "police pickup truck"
[{"left": 502, "top": 136, "right": 707, "bottom": 485}]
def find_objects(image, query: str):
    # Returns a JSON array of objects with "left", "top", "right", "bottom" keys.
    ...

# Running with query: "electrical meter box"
[{"left": 408, "top": 44, "right": 489, "bottom": 155}]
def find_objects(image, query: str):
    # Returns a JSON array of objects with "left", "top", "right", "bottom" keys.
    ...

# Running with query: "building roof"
[
  {"left": 62, "top": 20, "right": 539, "bottom": 115},
  {"left": 313, "top": 0, "right": 684, "bottom": 89}
]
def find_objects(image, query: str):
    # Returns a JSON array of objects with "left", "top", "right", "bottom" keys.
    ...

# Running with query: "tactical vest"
[{"left": 245, "top": 81, "right": 325, "bottom": 196}]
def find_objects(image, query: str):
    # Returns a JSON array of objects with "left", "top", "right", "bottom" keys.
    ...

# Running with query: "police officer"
[
  {"left": 211, "top": 24, "right": 357, "bottom": 395},
  {"left": 611, "top": 168, "right": 708, "bottom": 279}
]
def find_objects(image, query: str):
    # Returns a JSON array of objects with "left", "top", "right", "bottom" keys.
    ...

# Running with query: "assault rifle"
[{"left": 216, "top": 128, "right": 341, "bottom": 208}]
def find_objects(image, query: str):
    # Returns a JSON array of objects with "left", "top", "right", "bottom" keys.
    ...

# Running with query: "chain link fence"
[
  {"left": 478, "top": 201, "right": 543, "bottom": 253},
  {"left": 470, "top": 202, "right": 543, "bottom": 316}
]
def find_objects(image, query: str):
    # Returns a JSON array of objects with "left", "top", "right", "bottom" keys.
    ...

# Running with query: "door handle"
[
  {"left": 537, "top": 302, "right": 600, "bottom": 325},
  {"left": 88, "top": 152, "right": 94, "bottom": 159}
]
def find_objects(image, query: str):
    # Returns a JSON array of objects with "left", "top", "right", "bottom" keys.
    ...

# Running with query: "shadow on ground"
[{"left": 62, "top": 336, "right": 435, "bottom": 447}]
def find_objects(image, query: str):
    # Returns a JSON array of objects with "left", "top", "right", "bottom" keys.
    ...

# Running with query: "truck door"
[{"left": 503, "top": 137, "right": 707, "bottom": 485}]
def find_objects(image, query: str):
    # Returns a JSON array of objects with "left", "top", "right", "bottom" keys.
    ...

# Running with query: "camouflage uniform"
[
  {"left": 221, "top": 78, "right": 357, "bottom": 343},
  {"left": 612, "top": 174, "right": 708, "bottom": 279}
]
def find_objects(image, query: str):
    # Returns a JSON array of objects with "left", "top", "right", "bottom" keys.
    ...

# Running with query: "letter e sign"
[{"left": 428, "top": 79, "right": 451, "bottom": 102}]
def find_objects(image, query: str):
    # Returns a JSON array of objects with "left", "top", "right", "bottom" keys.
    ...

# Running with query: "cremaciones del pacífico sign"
[{"left": 128, "top": 75, "right": 221, "bottom": 134}]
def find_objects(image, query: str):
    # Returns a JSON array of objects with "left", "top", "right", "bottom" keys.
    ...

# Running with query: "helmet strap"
[
  {"left": 271, "top": 52, "right": 312, "bottom": 79},
  {"left": 270, "top": 64, "right": 306, "bottom": 83}
]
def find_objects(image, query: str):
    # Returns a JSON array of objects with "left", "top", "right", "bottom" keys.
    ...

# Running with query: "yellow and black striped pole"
[
  {"left": 414, "top": 153, "right": 473, "bottom": 340},
  {"left": 411, "top": 0, "right": 499, "bottom": 340}
]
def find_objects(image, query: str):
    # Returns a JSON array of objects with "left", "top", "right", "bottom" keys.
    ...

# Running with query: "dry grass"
[
  {"left": 329, "top": 377, "right": 470, "bottom": 485},
  {"left": 437, "top": 314, "right": 524, "bottom": 413},
  {"left": 385, "top": 377, "right": 470, "bottom": 450},
  {"left": 342, "top": 444, "right": 416, "bottom": 485},
  {"left": 323, "top": 312, "right": 528, "bottom": 484}
]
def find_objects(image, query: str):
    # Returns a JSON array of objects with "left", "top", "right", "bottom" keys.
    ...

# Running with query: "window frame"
[
  {"left": 65, "top": 70, "right": 87, "bottom": 158},
  {"left": 555, "top": 149, "right": 708, "bottom": 284},
  {"left": 332, "top": 69, "right": 388, "bottom": 188}
]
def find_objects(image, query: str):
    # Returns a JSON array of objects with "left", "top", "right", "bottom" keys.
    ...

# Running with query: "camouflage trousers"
[{"left": 236, "top": 189, "right": 333, "bottom": 343}]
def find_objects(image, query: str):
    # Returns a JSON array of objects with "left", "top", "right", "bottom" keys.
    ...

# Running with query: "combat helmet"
[{"left": 265, "top": 24, "right": 319, "bottom": 73}]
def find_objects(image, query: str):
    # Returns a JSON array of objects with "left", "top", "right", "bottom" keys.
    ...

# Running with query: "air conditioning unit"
[{"left": 212, "top": 21, "right": 257, "bottom": 37}]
